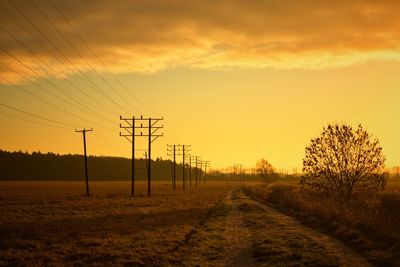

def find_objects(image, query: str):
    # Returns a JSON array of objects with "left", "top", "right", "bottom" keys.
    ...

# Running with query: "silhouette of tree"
[
  {"left": 256, "top": 158, "right": 276, "bottom": 179},
  {"left": 301, "top": 124, "right": 387, "bottom": 203}
]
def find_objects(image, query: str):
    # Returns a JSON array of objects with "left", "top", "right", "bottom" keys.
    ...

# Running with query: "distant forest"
[{"left": 0, "top": 150, "right": 201, "bottom": 181}]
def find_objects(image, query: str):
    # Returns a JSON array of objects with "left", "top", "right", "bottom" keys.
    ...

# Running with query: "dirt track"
[{"left": 176, "top": 188, "right": 373, "bottom": 267}]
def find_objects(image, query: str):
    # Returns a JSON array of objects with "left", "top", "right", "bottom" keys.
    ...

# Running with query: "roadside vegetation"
[
  {"left": 245, "top": 181, "right": 400, "bottom": 267},
  {"left": 249, "top": 123, "right": 400, "bottom": 267}
]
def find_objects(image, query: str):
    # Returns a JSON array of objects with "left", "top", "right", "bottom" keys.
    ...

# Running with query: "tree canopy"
[{"left": 301, "top": 124, "right": 387, "bottom": 203}]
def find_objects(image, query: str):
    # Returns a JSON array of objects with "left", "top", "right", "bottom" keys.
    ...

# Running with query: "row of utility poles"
[
  {"left": 167, "top": 144, "right": 211, "bottom": 190},
  {"left": 76, "top": 115, "right": 212, "bottom": 197}
]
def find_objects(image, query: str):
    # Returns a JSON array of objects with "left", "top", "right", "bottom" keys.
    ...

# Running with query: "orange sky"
[{"left": 0, "top": 0, "right": 399, "bottom": 170}]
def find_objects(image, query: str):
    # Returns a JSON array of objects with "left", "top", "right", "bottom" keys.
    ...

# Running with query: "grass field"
[
  {"left": 1, "top": 179, "right": 398, "bottom": 266},
  {"left": 0, "top": 181, "right": 234, "bottom": 266}
]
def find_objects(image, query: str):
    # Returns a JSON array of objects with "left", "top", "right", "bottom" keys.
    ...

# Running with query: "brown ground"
[{"left": 0, "top": 181, "right": 373, "bottom": 266}]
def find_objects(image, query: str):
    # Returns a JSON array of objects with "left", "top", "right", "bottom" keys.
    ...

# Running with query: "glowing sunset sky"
[{"left": 0, "top": 0, "right": 399, "bottom": 170}]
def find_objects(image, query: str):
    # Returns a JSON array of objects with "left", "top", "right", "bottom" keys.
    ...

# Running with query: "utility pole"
[
  {"left": 120, "top": 115, "right": 163, "bottom": 196},
  {"left": 189, "top": 156, "right": 195, "bottom": 188},
  {"left": 181, "top": 145, "right": 191, "bottom": 190},
  {"left": 182, "top": 145, "right": 185, "bottom": 190},
  {"left": 167, "top": 144, "right": 176, "bottom": 190},
  {"left": 233, "top": 164, "right": 243, "bottom": 184},
  {"left": 75, "top": 128, "right": 93, "bottom": 196},
  {"left": 167, "top": 144, "right": 191, "bottom": 190},
  {"left": 203, "top": 160, "right": 210, "bottom": 185},
  {"left": 192, "top": 156, "right": 201, "bottom": 188},
  {"left": 199, "top": 160, "right": 203, "bottom": 186}
]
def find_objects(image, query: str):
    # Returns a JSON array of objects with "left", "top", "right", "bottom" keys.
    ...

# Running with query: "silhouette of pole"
[
  {"left": 173, "top": 145, "right": 176, "bottom": 190},
  {"left": 233, "top": 164, "right": 243, "bottom": 184},
  {"left": 189, "top": 156, "right": 192, "bottom": 188},
  {"left": 120, "top": 115, "right": 163, "bottom": 197},
  {"left": 195, "top": 156, "right": 199, "bottom": 187},
  {"left": 182, "top": 145, "right": 185, "bottom": 190},
  {"left": 131, "top": 117, "right": 135, "bottom": 196},
  {"left": 199, "top": 160, "right": 203, "bottom": 186},
  {"left": 147, "top": 118, "right": 151, "bottom": 196},
  {"left": 203, "top": 160, "right": 210, "bottom": 185},
  {"left": 167, "top": 144, "right": 177, "bottom": 191},
  {"left": 75, "top": 128, "right": 93, "bottom": 196}
]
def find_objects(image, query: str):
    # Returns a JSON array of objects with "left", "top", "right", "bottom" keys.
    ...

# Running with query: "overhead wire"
[
  {"left": 0, "top": 42, "right": 116, "bottom": 126},
  {"left": 48, "top": 0, "right": 154, "bottom": 114},
  {"left": 0, "top": 48, "right": 116, "bottom": 131},
  {"left": 0, "top": 6, "right": 120, "bottom": 117},
  {"left": 0, "top": 101, "right": 75, "bottom": 128},
  {"left": 0, "top": 0, "right": 188, "bottom": 159},
  {"left": 0, "top": 109, "right": 70, "bottom": 129},
  {"left": 29, "top": 0, "right": 135, "bottom": 115},
  {"left": 0, "top": 25, "right": 115, "bottom": 123},
  {"left": 8, "top": 0, "right": 129, "bottom": 115},
  {"left": 45, "top": 0, "right": 182, "bottom": 156},
  {"left": 32, "top": 0, "right": 138, "bottom": 115}
]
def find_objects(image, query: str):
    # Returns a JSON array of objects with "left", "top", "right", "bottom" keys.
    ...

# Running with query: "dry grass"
[
  {"left": 0, "top": 181, "right": 233, "bottom": 266},
  {"left": 245, "top": 179, "right": 400, "bottom": 267}
]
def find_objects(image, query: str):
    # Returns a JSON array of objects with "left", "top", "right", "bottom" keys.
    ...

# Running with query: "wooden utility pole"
[
  {"left": 199, "top": 160, "right": 203, "bottom": 186},
  {"left": 75, "top": 128, "right": 93, "bottom": 196},
  {"left": 203, "top": 160, "right": 211, "bottom": 185},
  {"left": 120, "top": 115, "right": 163, "bottom": 196},
  {"left": 167, "top": 144, "right": 191, "bottom": 190},
  {"left": 167, "top": 144, "right": 177, "bottom": 190},
  {"left": 233, "top": 164, "right": 243, "bottom": 184},
  {"left": 189, "top": 156, "right": 192, "bottom": 187},
  {"left": 182, "top": 145, "right": 185, "bottom": 190},
  {"left": 190, "top": 156, "right": 200, "bottom": 188}
]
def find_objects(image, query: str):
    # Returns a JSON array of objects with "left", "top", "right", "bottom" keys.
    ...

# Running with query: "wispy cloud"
[{"left": 1, "top": 0, "right": 400, "bottom": 83}]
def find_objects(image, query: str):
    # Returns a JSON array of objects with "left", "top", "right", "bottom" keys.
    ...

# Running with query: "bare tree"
[
  {"left": 301, "top": 124, "right": 387, "bottom": 203},
  {"left": 256, "top": 158, "right": 276, "bottom": 180}
]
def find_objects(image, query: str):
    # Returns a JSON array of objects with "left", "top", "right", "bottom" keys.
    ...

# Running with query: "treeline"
[{"left": 0, "top": 150, "right": 200, "bottom": 181}]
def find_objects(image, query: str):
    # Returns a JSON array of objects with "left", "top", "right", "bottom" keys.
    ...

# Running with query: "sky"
[{"left": 0, "top": 0, "right": 399, "bottom": 170}]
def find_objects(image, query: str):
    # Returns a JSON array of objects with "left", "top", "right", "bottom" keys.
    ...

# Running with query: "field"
[
  {"left": 0, "top": 181, "right": 234, "bottom": 266},
  {"left": 245, "top": 178, "right": 400, "bottom": 267},
  {"left": 0, "top": 180, "right": 388, "bottom": 266}
]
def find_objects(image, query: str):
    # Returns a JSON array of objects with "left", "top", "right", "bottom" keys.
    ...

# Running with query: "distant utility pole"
[
  {"left": 167, "top": 144, "right": 191, "bottom": 190},
  {"left": 190, "top": 156, "right": 200, "bottom": 188},
  {"left": 199, "top": 160, "right": 203, "bottom": 186},
  {"left": 233, "top": 164, "right": 243, "bottom": 184},
  {"left": 189, "top": 156, "right": 197, "bottom": 187},
  {"left": 120, "top": 115, "right": 163, "bottom": 196},
  {"left": 167, "top": 144, "right": 177, "bottom": 190},
  {"left": 75, "top": 128, "right": 93, "bottom": 196},
  {"left": 203, "top": 160, "right": 211, "bottom": 185}
]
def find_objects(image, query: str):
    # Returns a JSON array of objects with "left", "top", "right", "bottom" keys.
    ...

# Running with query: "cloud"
[{"left": 1, "top": 0, "right": 400, "bottom": 83}]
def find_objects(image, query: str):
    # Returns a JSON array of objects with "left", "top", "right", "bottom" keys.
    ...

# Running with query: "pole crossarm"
[
  {"left": 75, "top": 128, "right": 93, "bottom": 133},
  {"left": 119, "top": 115, "right": 164, "bottom": 196}
]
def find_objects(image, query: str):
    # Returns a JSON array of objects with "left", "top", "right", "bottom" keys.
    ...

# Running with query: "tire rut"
[{"left": 171, "top": 188, "right": 373, "bottom": 267}]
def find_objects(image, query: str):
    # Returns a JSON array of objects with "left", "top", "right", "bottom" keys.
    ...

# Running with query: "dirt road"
[{"left": 172, "top": 188, "right": 373, "bottom": 267}]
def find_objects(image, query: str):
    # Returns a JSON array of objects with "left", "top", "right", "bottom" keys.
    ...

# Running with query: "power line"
[
  {"left": 29, "top": 0, "right": 134, "bottom": 115},
  {"left": 7, "top": 0, "right": 128, "bottom": 115},
  {"left": 0, "top": 12, "right": 118, "bottom": 117},
  {"left": 48, "top": 0, "right": 154, "bottom": 114},
  {"left": 0, "top": 109, "right": 70, "bottom": 129},
  {"left": 0, "top": 62, "right": 115, "bottom": 132},
  {"left": 0, "top": 101, "right": 75, "bottom": 128},
  {"left": 0, "top": 46, "right": 117, "bottom": 126}
]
